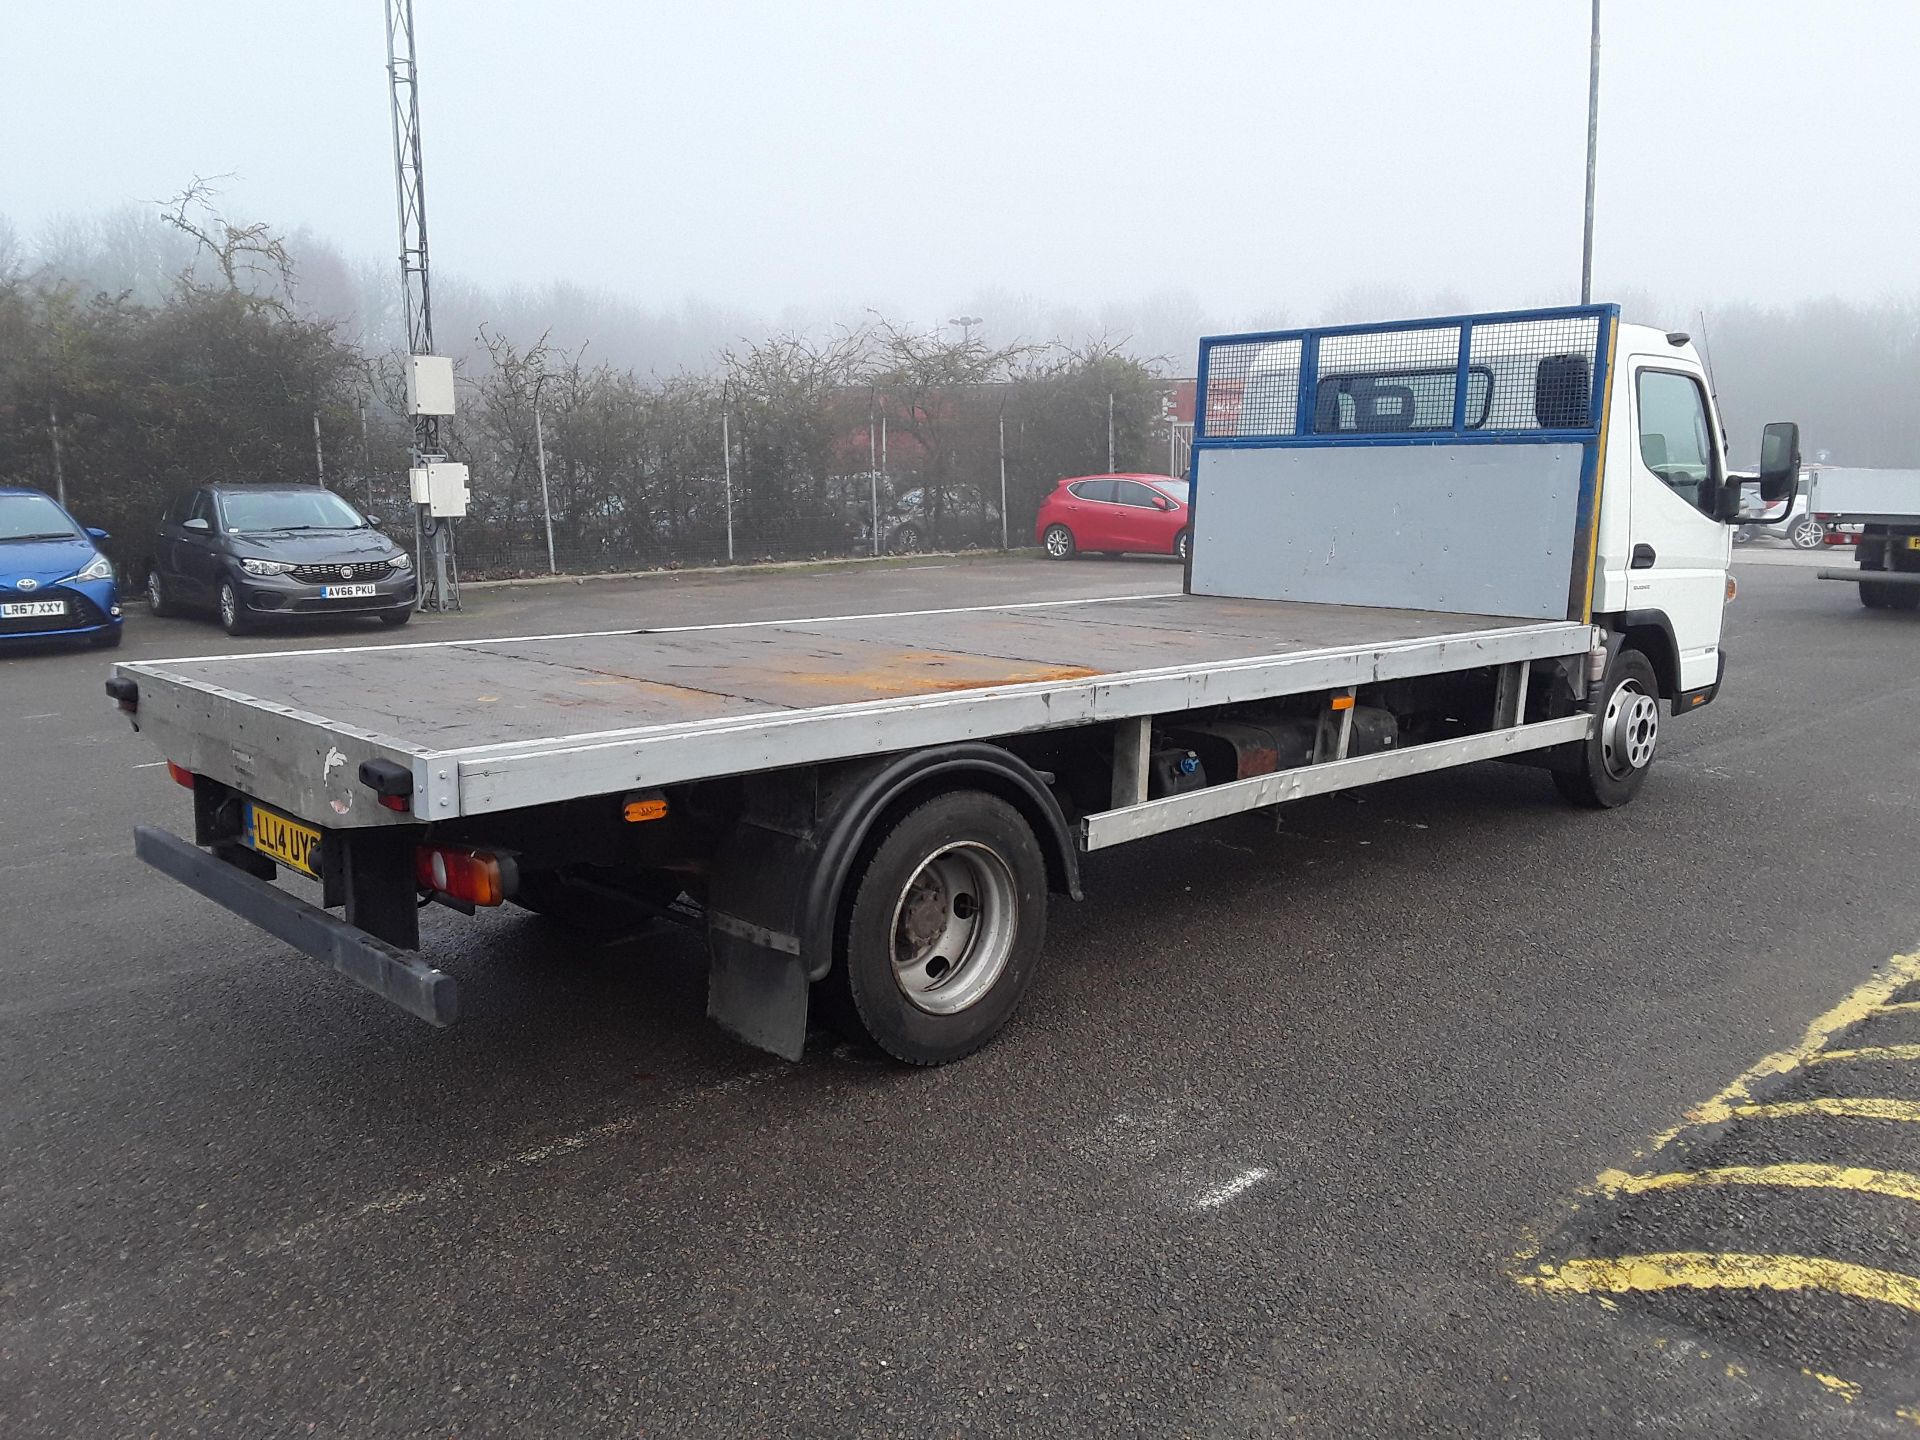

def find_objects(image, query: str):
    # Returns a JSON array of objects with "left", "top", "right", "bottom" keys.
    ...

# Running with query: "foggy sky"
[{"left": 7, "top": 0, "right": 1916, "bottom": 334}]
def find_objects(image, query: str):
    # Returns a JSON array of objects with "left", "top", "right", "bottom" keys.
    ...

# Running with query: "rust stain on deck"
[{"left": 773, "top": 649, "right": 1102, "bottom": 698}]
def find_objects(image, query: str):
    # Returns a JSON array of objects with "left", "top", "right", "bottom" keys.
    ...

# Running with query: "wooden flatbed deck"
[{"left": 119, "top": 593, "right": 1592, "bottom": 826}]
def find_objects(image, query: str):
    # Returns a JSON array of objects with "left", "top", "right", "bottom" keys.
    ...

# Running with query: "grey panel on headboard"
[{"left": 1188, "top": 442, "right": 1586, "bottom": 620}]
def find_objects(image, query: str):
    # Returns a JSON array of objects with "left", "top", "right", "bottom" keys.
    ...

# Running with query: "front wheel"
[
  {"left": 380, "top": 607, "right": 413, "bottom": 628},
  {"left": 889, "top": 523, "right": 925, "bottom": 555},
  {"left": 827, "top": 790, "right": 1048, "bottom": 1065},
  {"left": 1553, "top": 648, "right": 1661, "bottom": 809},
  {"left": 1174, "top": 528, "right": 1192, "bottom": 562},
  {"left": 218, "top": 580, "right": 250, "bottom": 636},
  {"left": 1789, "top": 515, "right": 1825, "bottom": 549},
  {"left": 1042, "top": 524, "right": 1076, "bottom": 560}
]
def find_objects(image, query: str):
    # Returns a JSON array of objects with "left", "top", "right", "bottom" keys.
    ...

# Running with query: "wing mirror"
[
  {"left": 1755, "top": 422, "right": 1801, "bottom": 504},
  {"left": 86, "top": 526, "right": 110, "bottom": 542},
  {"left": 1152, "top": 495, "right": 1172, "bottom": 511},
  {"left": 183, "top": 517, "right": 211, "bottom": 533}
]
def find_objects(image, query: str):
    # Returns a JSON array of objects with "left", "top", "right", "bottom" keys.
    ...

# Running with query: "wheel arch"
[
  {"left": 804, "top": 744, "right": 1081, "bottom": 981},
  {"left": 1606, "top": 609, "right": 1680, "bottom": 700}
]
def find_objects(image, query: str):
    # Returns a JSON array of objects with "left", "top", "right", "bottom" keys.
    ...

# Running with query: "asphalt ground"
[{"left": 3, "top": 548, "right": 1919, "bottom": 1437}]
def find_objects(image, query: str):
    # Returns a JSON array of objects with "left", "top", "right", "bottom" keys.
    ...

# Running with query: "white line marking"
[
  {"left": 128, "top": 591, "right": 1184, "bottom": 667},
  {"left": 132, "top": 760, "right": 167, "bottom": 769},
  {"left": 17, "top": 712, "right": 59, "bottom": 721},
  {"left": 1193, "top": 1166, "right": 1272, "bottom": 1210}
]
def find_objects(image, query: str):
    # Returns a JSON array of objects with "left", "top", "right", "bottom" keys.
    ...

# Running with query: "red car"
[{"left": 1035, "top": 473, "right": 1192, "bottom": 561}]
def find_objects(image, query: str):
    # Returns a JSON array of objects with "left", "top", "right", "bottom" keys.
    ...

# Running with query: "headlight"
[
  {"left": 241, "top": 558, "right": 295, "bottom": 577},
  {"left": 387, "top": 550, "right": 413, "bottom": 570},
  {"left": 66, "top": 552, "right": 115, "bottom": 583}
]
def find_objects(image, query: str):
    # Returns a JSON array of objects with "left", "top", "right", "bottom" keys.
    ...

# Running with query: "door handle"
[{"left": 1630, "top": 543, "right": 1657, "bottom": 569}]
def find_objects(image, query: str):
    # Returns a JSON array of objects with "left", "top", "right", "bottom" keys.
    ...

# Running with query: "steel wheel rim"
[
  {"left": 220, "top": 585, "right": 236, "bottom": 628},
  {"left": 888, "top": 841, "right": 1017, "bottom": 1015},
  {"left": 1046, "top": 527, "right": 1070, "bottom": 557},
  {"left": 1602, "top": 680, "right": 1658, "bottom": 779},
  {"left": 147, "top": 572, "right": 162, "bottom": 607},
  {"left": 1792, "top": 518, "right": 1821, "bottom": 547}
]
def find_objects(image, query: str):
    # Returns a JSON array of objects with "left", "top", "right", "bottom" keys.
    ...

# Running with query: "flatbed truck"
[
  {"left": 1809, "top": 466, "right": 1920, "bottom": 609},
  {"left": 108, "top": 305, "right": 1799, "bottom": 1064}
]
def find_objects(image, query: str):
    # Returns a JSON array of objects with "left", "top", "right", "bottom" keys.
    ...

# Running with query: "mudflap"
[{"left": 706, "top": 814, "right": 816, "bottom": 1062}]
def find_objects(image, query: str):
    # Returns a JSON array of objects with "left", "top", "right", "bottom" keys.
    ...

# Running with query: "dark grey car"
[{"left": 145, "top": 484, "right": 418, "bottom": 635}]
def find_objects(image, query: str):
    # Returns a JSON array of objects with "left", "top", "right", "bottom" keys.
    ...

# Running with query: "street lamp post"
[{"left": 1581, "top": 0, "right": 1601, "bottom": 304}]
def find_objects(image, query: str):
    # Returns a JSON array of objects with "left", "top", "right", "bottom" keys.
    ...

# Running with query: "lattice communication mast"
[{"left": 384, "top": 0, "right": 465, "bottom": 611}]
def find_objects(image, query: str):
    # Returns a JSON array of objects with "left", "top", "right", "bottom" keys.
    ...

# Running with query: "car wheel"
[
  {"left": 218, "top": 580, "right": 250, "bottom": 636},
  {"left": 146, "top": 566, "right": 175, "bottom": 617},
  {"left": 1861, "top": 579, "right": 1920, "bottom": 612},
  {"left": 1042, "top": 524, "right": 1076, "bottom": 560},
  {"left": 890, "top": 523, "right": 925, "bottom": 555},
  {"left": 1175, "top": 528, "right": 1192, "bottom": 562},
  {"left": 820, "top": 790, "right": 1048, "bottom": 1066},
  {"left": 91, "top": 626, "right": 123, "bottom": 649},
  {"left": 380, "top": 607, "right": 413, "bottom": 628},
  {"left": 1789, "top": 516, "right": 1824, "bottom": 549},
  {"left": 1552, "top": 648, "right": 1660, "bottom": 809}
]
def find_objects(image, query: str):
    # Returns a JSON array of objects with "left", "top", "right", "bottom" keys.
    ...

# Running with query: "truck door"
[{"left": 1626, "top": 366, "right": 1731, "bottom": 692}]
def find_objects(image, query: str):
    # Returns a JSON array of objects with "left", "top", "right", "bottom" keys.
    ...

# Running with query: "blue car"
[{"left": 0, "top": 486, "right": 124, "bottom": 648}]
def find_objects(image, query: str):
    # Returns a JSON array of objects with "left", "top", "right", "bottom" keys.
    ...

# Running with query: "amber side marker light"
[
  {"left": 623, "top": 792, "right": 670, "bottom": 824},
  {"left": 166, "top": 761, "right": 195, "bottom": 789},
  {"left": 1329, "top": 694, "right": 1356, "bottom": 712}
]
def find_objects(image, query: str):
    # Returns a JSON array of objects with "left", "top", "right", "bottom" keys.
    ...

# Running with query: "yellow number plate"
[
  {"left": 1906, "top": 535, "right": 1920, "bottom": 551},
  {"left": 245, "top": 803, "right": 322, "bottom": 879}
]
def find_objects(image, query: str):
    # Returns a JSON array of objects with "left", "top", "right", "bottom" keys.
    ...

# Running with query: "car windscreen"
[
  {"left": 0, "top": 492, "right": 80, "bottom": 542},
  {"left": 219, "top": 489, "right": 367, "bottom": 533}
]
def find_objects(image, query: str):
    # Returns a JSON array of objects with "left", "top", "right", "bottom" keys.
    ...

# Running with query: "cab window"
[{"left": 1636, "top": 370, "right": 1717, "bottom": 512}]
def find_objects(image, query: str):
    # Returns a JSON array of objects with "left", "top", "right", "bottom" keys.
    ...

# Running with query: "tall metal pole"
[
  {"left": 1580, "top": 0, "right": 1601, "bottom": 304},
  {"left": 312, "top": 412, "right": 326, "bottom": 487},
  {"left": 1107, "top": 393, "right": 1115, "bottom": 472},
  {"left": 386, "top": 0, "right": 457, "bottom": 608},
  {"left": 534, "top": 399, "right": 556, "bottom": 574},
  {"left": 997, "top": 409, "right": 1009, "bottom": 550},
  {"left": 721, "top": 408, "right": 735, "bottom": 563},
  {"left": 869, "top": 396, "right": 880, "bottom": 558}
]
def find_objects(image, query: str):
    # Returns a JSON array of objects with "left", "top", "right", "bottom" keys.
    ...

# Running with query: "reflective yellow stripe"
[
  {"left": 1525, "top": 1252, "right": 1920, "bottom": 1315},
  {"left": 1582, "top": 316, "right": 1619, "bottom": 624},
  {"left": 1599, "top": 1162, "right": 1920, "bottom": 1207}
]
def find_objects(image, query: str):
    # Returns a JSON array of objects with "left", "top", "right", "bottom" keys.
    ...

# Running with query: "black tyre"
[
  {"left": 380, "top": 607, "right": 413, "bottom": 628},
  {"left": 1042, "top": 524, "right": 1076, "bottom": 560},
  {"left": 1553, "top": 648, "right": 1661, "bottom": 809},
  {"left": 145, "top": 566, "right": 175, "bottom": 617},
  {"left": 828, "top": 790, "right": 1048, "bottom": 1065},
  {"left": 217, "top": 580, "right": 250, "bottom": 636},
  {"left": 1861, "top": 579, "right": 1920, "bottom": 611},
  {"left": 1175, "top": 528, "right": 1192, "bottom": 562},
  {"left": 890, "top": 523, "right": 925, "bottom": 555},
  {"left": 91, "top": 626, "right": 123, "bottom": 649}
]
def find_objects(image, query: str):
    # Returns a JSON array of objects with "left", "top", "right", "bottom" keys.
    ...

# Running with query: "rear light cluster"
[
  {"left": 415, "top": 846, "right": 514, "bottom": 907},
  {"left": 167, "top": 761, "right": 195, "bottom": 789}
]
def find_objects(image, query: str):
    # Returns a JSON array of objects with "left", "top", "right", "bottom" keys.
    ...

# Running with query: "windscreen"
[
  {"left": 0, "top": 492, "right": 80, "bottom": 542},
  {"left": 219, "top": 489, "right": 367, "bottom": 533}
]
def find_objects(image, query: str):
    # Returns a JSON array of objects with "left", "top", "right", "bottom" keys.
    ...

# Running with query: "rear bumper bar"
[
  {"left": 135, "top": 825, "right": 457, "bottom": 1026},
  {"left": 1817, "top": 568, "right": 1920, "bottom": 585}
]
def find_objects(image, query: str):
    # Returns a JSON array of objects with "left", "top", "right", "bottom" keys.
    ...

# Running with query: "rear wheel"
[
  {"left": 826, "top": 790, "right": 1047, "bottom": 1065},
  {"left": 1553, "top": 648, "right": 1660, "bottom": 809},
  {"left": 1042, "top": 524, "right": 1076, "bottom": 560},
  {"left": 1175, "top": 528, "right": 1192, "bottom": 562},
  {"left": 890, "top": 522, "right": 925, "bottom": 555},
  {"left": 1862, "top": 579, "right": 1920, "bottom": 611}
]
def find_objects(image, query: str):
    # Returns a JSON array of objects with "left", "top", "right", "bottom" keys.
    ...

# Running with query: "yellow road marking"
[
  {"left": 1524, "top": 1252, "right": 1920, "bottom": 1315},
  {"left": 1659, "top": 952, "right": 1920, "bottom": 1141},
  {"left": 1814, "top": 1044, "right": 1920, "bottom": 1065},
  {"left": 1803, "top": 1369, "right": 1862, "bottom": 1403},
  {"left": 1599, "top": 1162, "right": 1920, "bottom": 1207},
  {"left": 1732, "top": 1097, "right": 1920, "bottom": 1124},
  {"left": 1877, "top": 1001, "right": 1920, "bottom": 1016}
]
